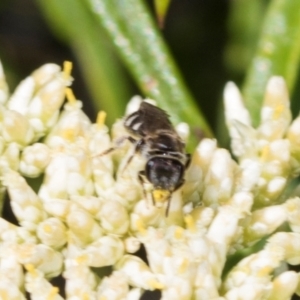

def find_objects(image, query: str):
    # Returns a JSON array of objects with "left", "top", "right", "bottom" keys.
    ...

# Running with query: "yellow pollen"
[
  {"left": 63, "top": 61, "right": 73, "bottom": 79},
  {"left": 179, "top": 258, "right": 189, "bottom": 273},
  {"left": 273, "top": 104, "right": 284, "bottom": 119},
  {"left": 97, "top": 111, "right": 107, "bottom": 127},
  {"left": 174, "top": 227, "right": 184, "bottom": 239},
  {"left": 184, "top": 214, "right": 196, "bottom": 232},
  {"left": 76, "top": 254, "right": 88, "bottom": 264},
  {"left": 62, "top": 128, "right": 76, "bottom": 142},
  {"left": 257, "top": 266, "right": 272, "bottom": 277},
  {"left": 43, "top": 224, "right": 52, "bottom": 233},
  {"left": 153, "top": 189, "right": 169, "bottom": 203},
  {"left": 0, "top": 291, "right": 8, "bottom": 298},
  {"left": 47, "top": 287, "right": 59, "bottom": 300},
  {"left": 136, "top": 219, "right": 147, "bottom": 235},
  {"left": 82, "top": 293, "right": 90, "bottom": 300},
  {"left": 148, "top": 279, "right": 164, "bottom": 290},
  {"left": 260, "top": 145, "right": 270, "bottom": 161},
  {"left": 65, "top": 87, "right": 77, "bottom": 105},
  {"left": 25, "top": 264, "right": 37, "bottom": 276}
]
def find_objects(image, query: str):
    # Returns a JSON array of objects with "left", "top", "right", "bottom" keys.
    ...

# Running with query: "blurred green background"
[{"left": 0, "top": 0, "right": 299, "bottom": 149}]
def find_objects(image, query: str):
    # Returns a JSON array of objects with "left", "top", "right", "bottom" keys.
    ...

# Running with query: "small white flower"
[
  {"left": 115, "top": 255, "right": 162, "bottom": 290},
  {"left": 66, "top": 204, "right": 103, "bottom": 246},
  {"left": 0, "top": 61, "right": 300, "bottom": 299},
  {"left": 37, "top": 217, "right": 68, "bottom": 249},
  {"left": 97, "top": 271, "right": 130, "bottom": 299},
  {"left": 3, "top": 170, "right": 46, "bottom": 231},
  {"left": 80, "top": 235, "right": 124, "bottom": 267},
  {"left": 20, "top": 143, "right": 51, "bottom": 177},
  {"left": 25, "top": 264, "right": 64, "bottom": 300},
  {"left": 268, "top": 271, "right": 299, "bottom": 300}
]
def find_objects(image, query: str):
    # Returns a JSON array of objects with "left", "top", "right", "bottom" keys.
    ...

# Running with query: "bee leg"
[
  {"left": 138, "top": 170, "right": 151, "bottom": 203},
  {"left": 94, "top": 136, "right": 136, "bottom": 157},
  {"left": 121, "top": 139, "right": 145, "bottom": 173},
  {"left": 165, "top": 179, "right": 185, "bottom": 217}
]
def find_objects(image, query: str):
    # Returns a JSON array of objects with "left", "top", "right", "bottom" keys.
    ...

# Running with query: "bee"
[{"left": 105, "top": 101, "right": 190, "bottom": 216}]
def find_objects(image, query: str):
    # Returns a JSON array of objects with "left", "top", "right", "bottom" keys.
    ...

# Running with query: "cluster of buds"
[{"left": 0, "top": 59, "right": 299, "bottom": 300}]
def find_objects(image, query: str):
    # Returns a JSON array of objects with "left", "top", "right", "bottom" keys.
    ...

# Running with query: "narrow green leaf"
[
  {"left": 86, "top": 0, "right": 213, "bottom": 149},
  {"left": 242, "top": 0, "right": 300, "bottom": 126},
  {"left": 154, "top": 0, "right": 172, "bottom": 28},
  {"left": 225, "top": 0, "right": 267, "bottom": 75}
]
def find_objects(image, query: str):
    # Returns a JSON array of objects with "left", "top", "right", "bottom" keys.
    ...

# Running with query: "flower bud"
[
  {"left": 243, "top": 204, "right": 287, "bottom": 245},
  {"left": 1, "top": 109, "right": 34, "bottom": 146},
  {"left": 258, "top": 76, "right": 291, "bottom": 141},
  {"left": 20, "top": 143, "right": 50, "bottom": 177},
  {"left": 70, "top": 195, "right": 103, "bottom": 217},
  {"left": 3, "top": 170, "right": 46, "bottom": 231},
  {"left": 285, "top": 197, "right": 300, "bottom": 233},
  {"left": 7, "top": 76, "right": 35, "bottom": 115},
  {"left": 115, "top": 255, "right": 161, "bottom": 290},
  {"left": 203, "top": 149, "right": 235, "bottom": 207},
  {"left": 67, "top": 204, "right": 103, "bottom": 246},
  {"left": 80, "top": 235, "right": 124, "bottom": 267},
  {"left": 46, "top": 100, "right": 91, "bottom": 148},
  {"left": 97, "top": 271, "right": 129, "bottom": 300},
  {"left": 99, "top": 199, "right": 129, "bottom": 235},
  {"left": 37, "top": 217, "right": 67, "bottom": 249},
  {"left": 8, "top": 64, "right": 61, "bottom": 115},
  {"left": 27, "top": 66, "right": 73, "bottom": 136},
  {"left": 0, "top": 142, "right": 20, "bottom": 171},
  {"left": 267, "top": 232, "right": 300, "bottom": 265},
  {"left": 0, "top": 278, "right": 26, "bottom": 300},
  {"left": 194, "top": 261, "right": 220, "bottom": 299},
  {"left": 25, "top": 264, "right": 64, "bottom": 300},
  {"left": 18, "top": 244, "right": 63, "bottom": 278},
  {"left": 39, "top": 146, "right": 94, "bottom": 202},
  {"left": 268, "top": 271, "right": 298, "bottom": 300},
  {"left": 0, "top": 255, "right": 24, "bottom": 289},
  {"left": 124, "top": 236, "right": 141, "bottom": 253},
  {"left": 64, "top": 265, "right": 97, "bottom": 299},
  {"left": 224, "top": 81, "right": 253, "bottom": 157}
]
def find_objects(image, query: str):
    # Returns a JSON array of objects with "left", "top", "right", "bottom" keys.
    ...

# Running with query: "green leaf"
[
  {"left": 86, "top": 0, "right": 213, "bottom": 149},
  {"left": 154, "top": 0, "right": 172, "bottom": 28},
  {"left": 242, "top": 0, "right": 300, "bottom": 126},
  {"left": 225, "top": 0, "right": 267, "bottom": 75}
]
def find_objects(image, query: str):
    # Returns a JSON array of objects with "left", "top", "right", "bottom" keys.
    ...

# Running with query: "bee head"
[{"left": 146, "top": 157, "right": 184, "bottom": 191}]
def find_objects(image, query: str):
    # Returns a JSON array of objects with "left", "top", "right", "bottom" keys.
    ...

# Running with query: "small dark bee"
[{"left": 105, "top": 101, "right": 190, "bottom": 215}]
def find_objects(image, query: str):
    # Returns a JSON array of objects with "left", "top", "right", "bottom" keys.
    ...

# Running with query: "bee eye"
[{"left": 146, "top": 158, "right": 183, "bottom": 191}]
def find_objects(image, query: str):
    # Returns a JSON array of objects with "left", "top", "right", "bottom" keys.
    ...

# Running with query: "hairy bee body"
[{"left": 122, "top": 101, "right": 190, "bottom": 215}]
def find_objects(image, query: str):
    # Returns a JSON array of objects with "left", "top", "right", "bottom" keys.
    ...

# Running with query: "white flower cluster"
[{"left": 0, "top": 60, "right": 299, "bottom": 300}]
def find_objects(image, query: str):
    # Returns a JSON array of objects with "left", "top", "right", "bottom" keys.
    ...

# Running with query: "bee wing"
[{"left": 124, "top": 101, "right": 174, "bottom": 137}]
